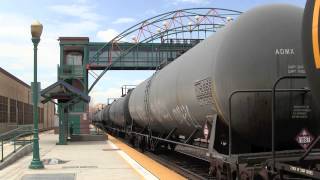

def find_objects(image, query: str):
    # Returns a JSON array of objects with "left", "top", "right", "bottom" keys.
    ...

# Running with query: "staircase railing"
[{"left": 0, "top": 125, "right": 33, "bottom": 162}]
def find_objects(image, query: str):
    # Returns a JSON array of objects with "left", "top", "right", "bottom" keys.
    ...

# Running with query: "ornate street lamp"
[{"left": 29, "top": 20, "right": 44, "bottom": 169}]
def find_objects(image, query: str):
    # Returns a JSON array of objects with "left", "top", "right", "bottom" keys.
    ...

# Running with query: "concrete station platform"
[{"left": 0, "top": 131, "right": 185, "bottom": 180}]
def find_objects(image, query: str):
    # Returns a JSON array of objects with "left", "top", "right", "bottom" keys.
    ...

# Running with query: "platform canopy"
[{"left": 40, "top": 80, "right": 90, "bottom": 104}]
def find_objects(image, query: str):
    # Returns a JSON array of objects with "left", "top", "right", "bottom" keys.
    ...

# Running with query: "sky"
[{"left": 0, "top": 0, "right": 306, "bottom": 105}]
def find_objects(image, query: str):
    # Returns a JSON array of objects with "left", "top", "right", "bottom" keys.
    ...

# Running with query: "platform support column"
[{"left": 57, "top": 104, "right": 67, "bottom": 145}]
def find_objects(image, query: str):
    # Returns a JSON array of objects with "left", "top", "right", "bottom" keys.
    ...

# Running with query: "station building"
[{"left": 0, "top": 67, "right": 55, "bottom": 133}]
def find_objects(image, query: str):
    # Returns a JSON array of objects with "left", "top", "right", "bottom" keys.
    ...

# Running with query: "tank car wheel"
[
  {"left": 120, "top": 131, "right": 125, "bottom": 138},
  {"left": 240, "top": 171, "right": 250, "bottom": 180},
  {"left": 266, "top": 172, "right": 280, "bottom": 180},
  {"left": 271, "top": 175, "right": 280, "bottom": 180},
  {"left": 138, "top": 136, "right": 146, "bottom": 152},
  {"left": 254, "top": 169, "right": 269, "bottom": 180},
  {"left": 253, "top": 174, "right": 267, "bottom": 180},
  {"left": 215, "top": 169, "right": 221, "bottom": 180},
  {"left": 129, "top": 134, "right": 136, "bottom": 147},
  {"left": 149, "top": 142, "right": 158, "bottom": 153},
  {"left": 215, "top": 169, "right": 228, "bottom": 180}
]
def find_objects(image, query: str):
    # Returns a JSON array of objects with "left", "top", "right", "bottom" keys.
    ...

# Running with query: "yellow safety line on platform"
[
  {"left": 108, "top": 140, "right": 154, "bottom": 180},
  {"left": 108, "top": 135, "right": 187, "bottom": 180}
]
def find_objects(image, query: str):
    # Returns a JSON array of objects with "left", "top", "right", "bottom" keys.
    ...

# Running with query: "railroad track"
[
  {"left": 104, "top": 129, "right": 213, "bottom": 179},
  {"left": 145, "top": 150, "right": 213, "bottom": 180}
]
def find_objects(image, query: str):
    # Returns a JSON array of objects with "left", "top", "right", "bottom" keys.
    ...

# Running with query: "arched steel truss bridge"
[{"left": 87, "top": 8, "right": 241, "bottom": 92}]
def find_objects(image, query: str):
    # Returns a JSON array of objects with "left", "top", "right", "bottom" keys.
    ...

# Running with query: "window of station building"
[
  {"left": 23, "top": 103, "right": 33, "bottom": 124},
  {"left": 66, "top": 52, "right": 83, "bottom": 65},
  {"left": 17, "top": 101, "right": 23, "bottom": 124},
  {"left": 9, "top": 99, "right": 17, "bottom": 123},
  {"left": 0, "top": 96, "right": 8, "bottom": 123}
]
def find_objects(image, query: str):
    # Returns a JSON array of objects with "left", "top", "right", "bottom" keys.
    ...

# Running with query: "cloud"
[
  {"left": 105, "top": 88, "right": 123, "bottom": 98},
  {"left": 0, "top": 13, "right": 34, "bottom": 83},
  {"left": 40, "top": 76, "right": 57, "bottom": 89},
  {"left": 74, "top": 0, "right": 88, "bottom": 3},
  {"left": 88, "top": 77, "right": 147, "bottom": 105},
  {"left": 49, "top": 4, "right": 102, "bottom": 21},
  {"left": 0, "top": 5, "right": 151, "bottom": 107},
  {"left": 96, "top": 29, "right": 119, "bottom": 42},
  {"left": 9, "top": 63, "right": 26, "bottom": 71},
  {"left": 116, "top": 78, "right": 137, "bottom": 86},
  {"left": 112, "top": 17, "right": 136, "bottom": 24},
  {"left": 0, "top": 13, "right": 30, "bottom": 40},
  {"left": 0, "top": 10, "right": 101, "bottom": 88},
  {"left": 89, "top": 87, "right": 122, "bottom": 105},
  {"left": 0, "top": 43, "right": 31, "bottom": 59},
  {"left": 171, "top": 0, "right": 210, "bottom": 5},
  {"left": 50, "top": 21, "right": 100, "bottom": 37}
]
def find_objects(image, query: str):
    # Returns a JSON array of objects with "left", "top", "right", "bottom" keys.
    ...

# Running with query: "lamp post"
[{"left": 29, "top": 20, "right": 44, "bottom": 169}]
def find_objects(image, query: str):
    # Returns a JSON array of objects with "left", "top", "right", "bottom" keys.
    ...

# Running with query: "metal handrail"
[
  {"left": 0, "top": 125, "right": 33, "bottom": 162},
  {"left": 271, "top": 76, "right": 307, "bottom": 170},
  {"left": 228, "top": 88, "right": 310, "bottom": 157},
  {"left": 0, "top": 125, "right": 32, "bottom": 140}
]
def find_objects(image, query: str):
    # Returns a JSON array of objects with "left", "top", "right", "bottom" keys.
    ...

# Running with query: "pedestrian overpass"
[{"left": 46, "top": 8, "right": 241, "bottom": 144}]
